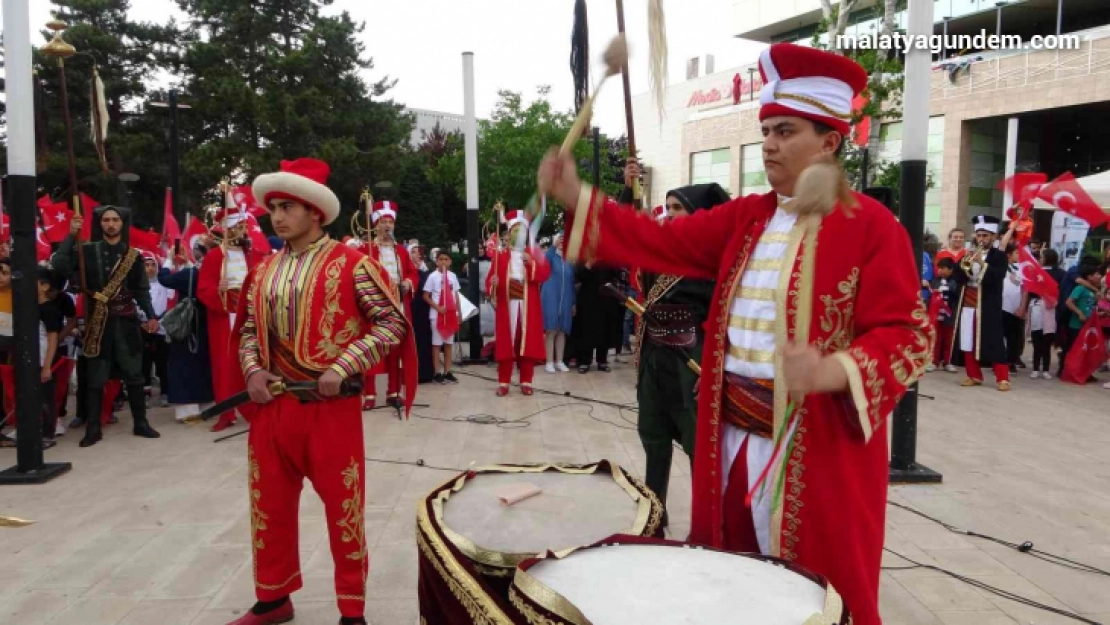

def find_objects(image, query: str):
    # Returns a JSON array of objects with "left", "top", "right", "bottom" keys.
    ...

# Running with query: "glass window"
[
  {"left": 690, "top": 148, "right": 731, "bottom": 193},
  {"left": 740, "top": 144, "right": 770, "bottom": 197}
]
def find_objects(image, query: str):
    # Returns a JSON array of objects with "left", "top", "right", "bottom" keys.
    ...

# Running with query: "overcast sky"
[{"left": 19, "top": 0, "right": 765, "bottom": 135}]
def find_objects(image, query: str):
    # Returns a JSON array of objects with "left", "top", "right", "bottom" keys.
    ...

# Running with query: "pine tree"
[
  {"left": 174, "top": 0, "right": 413, "bottom": 235},
  {"left": 25, "top": 0, "right": 180, "bottom": 227}
]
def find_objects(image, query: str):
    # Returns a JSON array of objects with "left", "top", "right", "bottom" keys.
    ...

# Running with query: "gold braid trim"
[
  {"left": 82, "top": 247, "right": 140, "bottom": 358},
  {"left": 774, "top": 91, "right": 852, "bottom": 120}
]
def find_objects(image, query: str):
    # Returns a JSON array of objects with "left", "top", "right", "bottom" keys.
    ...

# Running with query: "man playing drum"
[{"left": 539, "top": 43, "right": 932, "bottom": 625}]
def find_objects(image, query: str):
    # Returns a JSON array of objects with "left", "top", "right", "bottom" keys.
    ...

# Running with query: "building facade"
[
  {"left": 634, "top": 0, "right": 1110, "bottom": 237},
  {"left": 406, "top": 108, "right": 467, "bottom": 148}
]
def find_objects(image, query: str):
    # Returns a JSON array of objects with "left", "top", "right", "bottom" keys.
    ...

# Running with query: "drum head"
[
  {"left": 443, "top": 472, "right": 640, "bottom": 557},
  {"left": 517, "top": 544, "right": 841, "bottom": 625}
]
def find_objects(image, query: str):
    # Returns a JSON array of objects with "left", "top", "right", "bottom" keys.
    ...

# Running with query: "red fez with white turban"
[
  {"left": 758, "top": 43, "right": 868, "bottom": 136},
  {"left": 652, "top": 205, "right": 666, "bottom": 223},
  {"left": 372, "top": 200, "right": 398, "bottom": 224},
  {"left": 252, "top": 158, "right": 341, "bottom": 225},
  {"left": 501, "top": 210, "right": 529, "bottom": 229}
]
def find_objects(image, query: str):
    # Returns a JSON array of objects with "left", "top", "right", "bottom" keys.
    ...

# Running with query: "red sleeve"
[
  {"left": 562, "top": 184, "right": 740, "bottom": 280},
  {"left": 197, "top": 247, "right": 225, "bottom": 312},
  {"left": 399, "top": 246, "right": 419, "bottom": 286},
  {"left": 484, "top": 254, "right": 496, "bottom": 297},
  {"left": 528, "top": 245, "right": 551, "bottom": 285},
  {"left": 829, "top": 205, "right": 935, "bottom": 442}
]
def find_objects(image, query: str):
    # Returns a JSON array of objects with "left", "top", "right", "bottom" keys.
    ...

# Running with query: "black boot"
[
  {"left": 80, "top": 388, "right": 104, "bottom": 448},
  {"left": 128, "top": 384, "right": 160, "bottom": 439},
  {"left": 644, "top": 445, "right": 674, "bottom": 529}
]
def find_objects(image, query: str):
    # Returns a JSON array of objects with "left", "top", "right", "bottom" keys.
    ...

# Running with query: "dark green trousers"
[
  {"left": 636, "top": 341, "right": 701, "bottom": 509},
  {"left": 85, "top": 317, "right": 145, "bottom": 389}
]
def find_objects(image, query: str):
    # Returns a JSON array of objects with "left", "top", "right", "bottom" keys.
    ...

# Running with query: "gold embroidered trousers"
[{"left": 246, "top": 393, "right": 368, "bottom": 617}]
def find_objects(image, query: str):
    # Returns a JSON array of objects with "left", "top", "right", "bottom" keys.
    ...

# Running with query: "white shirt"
[
  {"left": 1002, "top": 264, "right": 1023, "bottom": 314},
  {"left": 424, "top": 270, "right": 460, "bottom": 319},
  {"left": 378, "top": 245, "right": 401, "bottom": 284},
  {"left": 509, "top": 251, "right": 525, "bottom": 281}
]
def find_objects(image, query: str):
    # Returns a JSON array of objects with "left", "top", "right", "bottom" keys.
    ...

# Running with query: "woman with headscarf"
[
  {"left": 158, "top": 240, "right": 215, "bottom": 422},
  {"left": 633, "top": 181, "right": 730, "bottom": 523}
]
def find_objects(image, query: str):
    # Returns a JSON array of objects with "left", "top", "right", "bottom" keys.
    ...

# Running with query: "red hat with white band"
[
  {"left": 758, "top": 43, "right": 868, "bottom": 136},
  {"left": 652, "top": 205, "right": 666, "bottom": 223},
  {"left": 372, "top": 200, "right": 398, "bottom": 224},
  {"left": 252, "top": 158, "right": 341, "bottom": 225},
  {"left": 501, "top": 210, "right": 529, "bottom": 229}
]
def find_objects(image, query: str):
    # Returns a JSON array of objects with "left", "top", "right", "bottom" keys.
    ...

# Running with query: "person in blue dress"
[
  {"left": 541, "top": 234, "right": 576, "bottom": 373},
  {"left": 158, "top": 242, "right": 214, "bottom": 422}
]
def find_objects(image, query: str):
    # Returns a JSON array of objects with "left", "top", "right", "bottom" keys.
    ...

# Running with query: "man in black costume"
[{"left": 53, "top": 206, "right": 162, "bottom": 447}]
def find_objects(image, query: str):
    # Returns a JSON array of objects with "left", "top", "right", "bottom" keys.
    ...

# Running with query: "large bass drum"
[
  {"left": 417, "top": 462, "right": 664, "bottom": 625},
  {"left": 508, "top": 536, "right": 850, "bottom": 625}
]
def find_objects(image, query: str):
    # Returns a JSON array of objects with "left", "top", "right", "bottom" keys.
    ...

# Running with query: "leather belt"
[
  {"left": 645, "top": 304, "right": 697, "bottom": 348},
  {"left": 107, "top": 300, "right": 136, "bottom": 317}
]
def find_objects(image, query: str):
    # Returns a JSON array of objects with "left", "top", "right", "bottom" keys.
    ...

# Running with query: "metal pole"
[
  {"left": 748, "top": 68, "right": 757, "bottom": 102},
  {"left": 0, "top": 0, "right": 71, "bottom": 484},
  {"left": 942, "top": 19, "right": 949, "bottom": 60},
  {"left": 1003, "top": 117, "right": 1019, "bottom": 209},
  {"left": 614, "top": 0, "right": 640, "bottom": 209},
  {"left": 891, "top": 0, "right": 941, "bottom": 485},
  {"left": 169, "top": 89, "right": 180, "bottom": 222},
  {"left": 462, "top": 52, "right": 483, "bottom": 361},
  {"left": 1056, "top": 0, "right": 1063, "bottom": 37}
]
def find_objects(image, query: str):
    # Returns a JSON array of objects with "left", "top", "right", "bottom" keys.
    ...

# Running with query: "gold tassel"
[{"left": 90, "top": 67, "right": 110, "bottom": 174}]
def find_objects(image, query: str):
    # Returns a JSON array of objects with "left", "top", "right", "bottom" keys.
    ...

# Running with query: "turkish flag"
[
  {"left": 0, "top": 213, "right": 8, "bottom": 243},
  {"left": 39, "top": 202, "right": 75, "bottom": 243},
  {"left": 230, "top": 185, "right": 268, "bottom": 218},
  {"left": 243, "top": 214, "right": 272, "bottom": 255},
  {"left": 1038, "top": 172, "right": 1108, "bottom": 228},
  {"left": 852, "top": 94, "right": 871, "bottom": 147},
  {"left": 37, "top": 194, "right": 99, "bottom": 240},
  {"left": 927, "top": 292, "right": 949, "bottom": 329},
  {"left": 1018, "top": 246, "right": 1059, "bottom": 309},
  {"left": 437, "top": 269, "right": 460, "bottom": 339},
  {"left": 130, "top": 227, "right": 163, "bottom": 255},
  {"left": 181, "top": 216, "right": 209, "bottom": 263},
  {"left": 163, "top": 188, "right": 182, "bottom": 241},
  {"left": 998, "top": 173, "right": 1047, "bottom": 218},
  {"left": 1062, "top": 313, "right": 1108, "bottom": 384},
  {"left": 35, "top": 227, "right": 53, "bottom": 261}
]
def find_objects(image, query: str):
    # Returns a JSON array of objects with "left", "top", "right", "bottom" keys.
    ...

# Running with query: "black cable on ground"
[
  {"left": 412, "top": 402, "right": 638, "bottom": 432},
  {"left": 882, "top": 548, "right": 1103, "bottom": 625},
  {"left": 453, "top": 369, "right": 639, "bottom": 411},
  {"left": 888, "top": 501, "right": 1110, "bottom": 578}
]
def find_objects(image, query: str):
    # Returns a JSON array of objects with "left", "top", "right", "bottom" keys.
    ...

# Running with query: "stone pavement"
[{"left": 1, "top": 361, "right": 1108, "bottom": 625}]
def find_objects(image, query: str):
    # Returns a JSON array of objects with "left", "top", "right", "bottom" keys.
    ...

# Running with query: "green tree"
[
  {"left": 419, "top": 123, "right": 468, "bottom": 245},
  {"left": 27, "top": 0, "right": 181, "bottom": 228},
  {"left": 427, "top": 87, "right": 631, "bottom": 242},
  {"left": 173, "top": 0, "right": 413, "bottom": 234}
]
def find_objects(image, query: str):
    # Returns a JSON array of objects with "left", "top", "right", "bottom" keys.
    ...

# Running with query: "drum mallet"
[{"left": 602, "top": 283, "right": 701, "bottom": 376}]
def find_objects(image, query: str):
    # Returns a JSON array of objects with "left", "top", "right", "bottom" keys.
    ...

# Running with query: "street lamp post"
[
  {"left": 151, "top": 90, "right": 192, "bottom": 233},
  {"left": 0, "top": 1, "right": 72, "bottom": 485}
]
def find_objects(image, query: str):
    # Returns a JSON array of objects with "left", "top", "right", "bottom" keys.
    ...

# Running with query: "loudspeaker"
[{"left": 863, "top": 186, "right": 896, "bottom": 215}]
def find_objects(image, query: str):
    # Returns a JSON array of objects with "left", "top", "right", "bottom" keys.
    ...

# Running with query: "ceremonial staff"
[
  {"left": 614, "top": 0, "right": 642, "bottom": 208},
  {"left": 41, "top": 20, "right": 89, "bottom": 296}
]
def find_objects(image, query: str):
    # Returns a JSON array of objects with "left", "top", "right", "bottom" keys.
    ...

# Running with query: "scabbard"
[
  {"left": 192, "top": 378, "right": 364, "bottom": 422},
  {"left": 604, "top": 286, "right": 701, "bottom": 376}
]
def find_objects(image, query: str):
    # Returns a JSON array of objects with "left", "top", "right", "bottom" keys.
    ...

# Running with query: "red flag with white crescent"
[
  {"left": 1062, "top": 313, "right": 1108, "bottom": 384},
  {"left": 437, "top": 269, "right": 460, "bottom": 339},
  {"left": 1017, "top": 246, "right": 1059, "bottom": 309},
  {"left": 1037, "top": 172, "right": 1108, "bottom": 228}
]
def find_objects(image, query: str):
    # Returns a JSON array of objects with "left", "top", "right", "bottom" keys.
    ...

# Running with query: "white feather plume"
[{"left": 648, "top": 0, "right": 669, "bottom": 123}]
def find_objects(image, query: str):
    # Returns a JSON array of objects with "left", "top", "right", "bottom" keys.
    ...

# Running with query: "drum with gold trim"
[
  {"left": 507, "top": 536, "right": 850, "bottom": 625},
  {"left": 416, "top": 462, "right": 664, "bottom": 625}
]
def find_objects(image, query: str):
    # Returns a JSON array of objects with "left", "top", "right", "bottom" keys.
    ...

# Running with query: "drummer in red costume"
[
  {"left": 485, "top": 210, "right": 550, "bottom": 396},
  {"left": 198, "top": 200, "right": 266, "bottom": 432},
  {"left": 539, "top": 43, "right": 932, "bottom": 625},
  {"left": 227, "top": 158, "right": 417, "bottom": 625}
]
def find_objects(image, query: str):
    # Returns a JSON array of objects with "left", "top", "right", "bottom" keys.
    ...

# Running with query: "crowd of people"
[{"left": 922, "top": 224, "right": 1110, "bottom": 388}]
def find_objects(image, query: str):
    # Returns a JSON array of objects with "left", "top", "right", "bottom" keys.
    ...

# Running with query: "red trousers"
[
  {"left": 246, "top": 394, "right": 368, "bottom": 617},
  {"left": 497, "top": 359, "right": 535, "bottom": 387},
  {"left": 721, "top": 435, "right": 760, "bottom": 553},
  {"left": 934, "top": 324, "right": 954, "bottom": 365},
  {"left": 964, "top": 353, "right": 1010, "bottom": 382},
  {"left": 365, "top": 351, "right": 402, "bottom": 400}
]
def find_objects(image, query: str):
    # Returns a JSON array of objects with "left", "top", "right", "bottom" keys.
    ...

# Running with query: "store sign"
[{"left": 687, "top": 74, "right": 763, "bottom": 108}]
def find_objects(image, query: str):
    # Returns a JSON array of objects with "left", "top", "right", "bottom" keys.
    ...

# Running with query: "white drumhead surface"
[
  {"left": 527, "top": 544, "right": 827, "bottom": 624},
  {"left": 442, "top": 472, "right": 640, "bottom": 555}
]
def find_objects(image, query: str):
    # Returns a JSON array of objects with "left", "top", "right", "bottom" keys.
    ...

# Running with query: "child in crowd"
[
  {"left": 1002, "top": 244, "right": 1025, "bottom": 372},
  {"left": 930, "top": 257, "right": 959, "bottom": 372},
  {"left": 37, "top": 266, "right": 64, "bottom": 449},
  {"left": 423, "top": 250, "right": 461, "bottom": 384},
  {"left": 1026, "top": 249, "right": 1062, "bottom": 380}
]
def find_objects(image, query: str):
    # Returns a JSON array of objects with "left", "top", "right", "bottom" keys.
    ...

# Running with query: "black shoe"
[
  {"left": 386, "top": 396, "right": 402, "bottom": 408},
  {"left": 68, "top": 417, "right": 85, "bottom": 429},
  {"left": 598, "top": 364, "right": 611, "bottom": 373},
  {"left": 443, "top": 373, "right": 459, "bottom": 384},
  {"left": 434, "top": 373, "right": 445, "bottom": 384},
  {"left": 133, "top": 422, "right": 161, "bottom": 439},
  {"left": 1009, "top": 364, "right": 1018, "bottom": 374},
  {"left": 79, "top": 432, "right": 102, "bottom": 448},
  {"left": 578, "top": 365, "right": 590, "bottom": 374}
]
